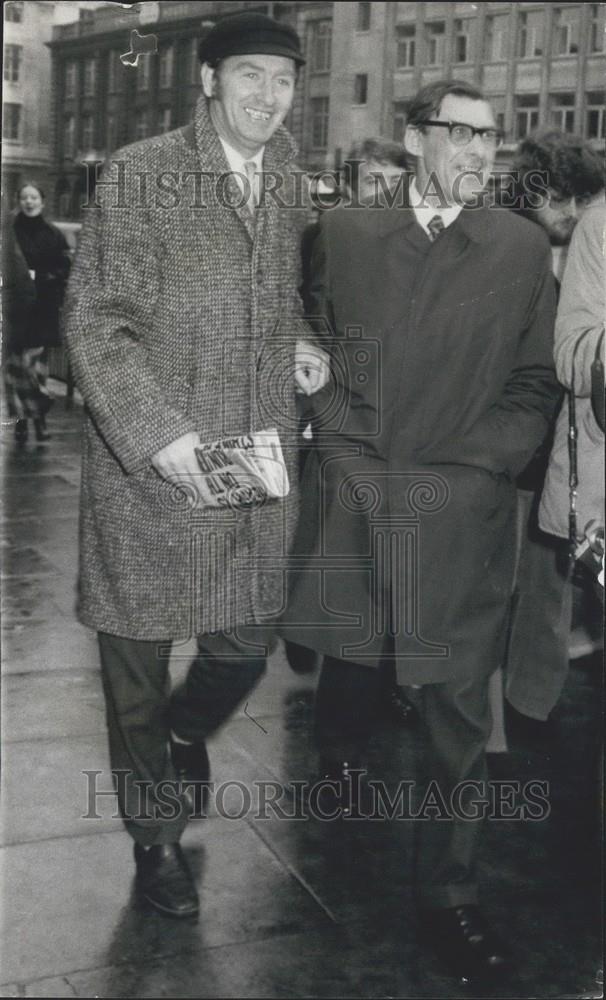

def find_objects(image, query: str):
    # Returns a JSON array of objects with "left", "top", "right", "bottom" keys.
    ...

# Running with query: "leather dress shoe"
[
  {"left": 170, "top": 738, "right": 211, "bottom": 819},
  {"left": 419, "top": 905, "right": 510, "bottom": 983},
  {"left": 134, "top": 842, "right": 199, "bottom": 918},
  {"left": 385, "top": 686, "right": 418, "bottom": 727},
  {"left": 317, "top": 756, "right": 365, "bottom": 818}
]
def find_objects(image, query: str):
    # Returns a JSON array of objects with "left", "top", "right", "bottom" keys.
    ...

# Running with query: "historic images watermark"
[
  {"left": 80, "top": 159, "right": 556, "bottom": 214},
  {"left": 82, "top": 769, "right": 551, "bottom": 824}
]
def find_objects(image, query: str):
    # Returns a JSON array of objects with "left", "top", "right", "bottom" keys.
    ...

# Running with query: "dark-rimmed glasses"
[{"left": 415, "top": 120, "right": 504, "bottom": 148}]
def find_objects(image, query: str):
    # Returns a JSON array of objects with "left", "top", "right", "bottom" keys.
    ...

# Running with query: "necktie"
[
  {"left": 427, "top": 214, "right": 445, "bottom": 242},
  {"left": 243, "top": 160, "right": 258, "bottom": 214}
]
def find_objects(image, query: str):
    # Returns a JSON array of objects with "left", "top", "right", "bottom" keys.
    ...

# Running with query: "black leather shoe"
[
  {"left": 317, "top": 756, "right": 366, "bottom": 818},
  {"left": 34, "top": 417, "right": 51, "bottom": 442},
  {"left": 134, "top": 842, "right": 199, "bottom": 918},
  {"left": 14, "top": 419, "right": 28, "bottom": 444},
  {"left": 420, "top": 905, "right": 510, "bottom": 983},
  {"left": 170, "top": 738, "right": 211, "bottom": 819},
  {"left": 385, "top": 687, "right": 418, "bottom": 727}
]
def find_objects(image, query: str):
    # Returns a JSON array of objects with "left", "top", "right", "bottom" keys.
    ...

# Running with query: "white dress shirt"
[
  {"left": 409, "top": 177, "right": 463, "bottom": 237},
  {"left": 218, "top": 137, "right": 264, "bottom": 210}
]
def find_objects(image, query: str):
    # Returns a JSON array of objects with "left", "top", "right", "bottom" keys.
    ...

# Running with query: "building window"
[
  {"left": 354, "top": 74, "right": 368, "bottom": 105},
  {"left": 590, "top": 4, "right": 605, "bottom": 52},
  {"left": 57, "top": 185, "right": 71, "bottom": 219},
  {"left": 159, "top": 46, "right": 174, "bottom": 89},
  {"left": 517, "top": 11, "right": 544, "bottom": 58},
  {"left": 549, "top": 93, "right": 576, "bottom": 132},
  {"left": 64, "top": 61, "right": 77, "bottom": 98},
  {"left": 4, "top": 44, "right": 22, "bottom": 83},
  {"left": 135, "top": 109, "right": 150, "bottom": 140},
  {"left": 310, "top": 96, "right": 329, "bottom": 148},
  {"left": 426, "top": 22, "right": 445, "bottom": 66},
  {"left": 5, "top": 2, "right": 24, "bottom": 23},
  {"left": 108, "top": 51, "right": 122, "bottom": 93},
  {"left": 356, "top": 2, "right": 371, "bottom": 32},
  {"left": 81, "top": 114, "right": 95, "bottom": 150},
  {"left": 158, "top": 108, "right": 172, "bottom": 133},
  {"left": 106, "top": 114, "right": 118, "bottom": 152},
  {"left": 396, "top": 25, "right": 416, "bottom": 68},
  {"left": 309, "top": 20, "right": 332, "bottom": 73},
  {"left": 83, "top": 57, "right": 97, "bottom": 96},
  {"left": 553, "top": 7, "right": 581, "bottom": 56},
  {"left": 136, "top": 54, "right": 151, "bottom": 91},
  {"left": 3, "top": 102, "right": 21, "bottom": 141},
  {"left": 63, "top": 115, "right": 76, "bottom": 157},
  {"left": 515, "top": 95, "right": 539, "bottom": 139},
  {"left": 453, "top": 20, "right": 470, "bottom": 64},
  {"left": 393, "top": 101, "right": 410, "bottom": 143},
  {"left": 586, "top": 91, "right": 605, "bottom": 139},
  {"left": 189, "top": 38, "right": 200, "bottom": 84},
  {"left": 484, "top": 15, "right": 508, "bottom": 60}
]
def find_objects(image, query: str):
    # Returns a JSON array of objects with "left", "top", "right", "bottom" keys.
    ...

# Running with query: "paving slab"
[{"left": 0, "top": 822, "right": 333, "bottom": 986}]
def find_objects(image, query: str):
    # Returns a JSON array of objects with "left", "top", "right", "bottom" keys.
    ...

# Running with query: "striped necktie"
[
  {"left": 243, "top": 160, "right": 258, "bottom": 214},
  {"left": 427, "top": 214, "right": 445, "bottom": 242}
]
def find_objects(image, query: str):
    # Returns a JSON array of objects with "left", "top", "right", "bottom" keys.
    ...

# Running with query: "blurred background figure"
[
  {"left": 539, "top": 200, "right": 604, "bottom": 593},
  {"left": 6, "top": 183, "right": 71, "bottom": 444},
  {"left": 343, "top": 136, "right": 410, "bottom": 206},
  {"left": 492, "top": 131, "right": 603, "bottom": 746}
]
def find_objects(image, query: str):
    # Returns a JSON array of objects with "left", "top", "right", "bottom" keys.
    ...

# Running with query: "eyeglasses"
[{"left": 416, "top": 120, "right": 504, "bottom": 148}]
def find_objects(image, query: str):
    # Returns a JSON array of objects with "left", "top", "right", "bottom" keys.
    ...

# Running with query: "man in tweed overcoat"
[{"left": 65, "top": 12, "right": 327, "bottom": 917}]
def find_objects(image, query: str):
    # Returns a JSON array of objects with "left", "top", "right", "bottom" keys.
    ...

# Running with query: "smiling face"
[
  {"left": 405, "top": 94, "right": 497, "bottom": 206},
  {"left": 19, "top": 185, "right": 44, "bottom": 217},
  {"left": 201, "top": 54, "right": 296, "bottom": 156}
]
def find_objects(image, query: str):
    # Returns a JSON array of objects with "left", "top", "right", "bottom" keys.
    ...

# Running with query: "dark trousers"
[
  {"left": 315, "top": 656, "right": 492, "bottom": 909},
  {"left": 97, "top": 630, "right": 268, "bottom": 846}
]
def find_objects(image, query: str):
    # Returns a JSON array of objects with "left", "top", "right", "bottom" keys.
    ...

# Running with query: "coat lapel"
[{"left": 191, "top": 96, "right": 299, "bottom": 244}]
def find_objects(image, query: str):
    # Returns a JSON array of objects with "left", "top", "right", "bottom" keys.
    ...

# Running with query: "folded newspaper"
[{"left": 194, "top": 428, "right": 289, "bottom": 509}]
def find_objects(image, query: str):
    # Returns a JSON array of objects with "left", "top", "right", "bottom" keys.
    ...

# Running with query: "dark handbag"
[{"left": 590, "top": 328, "right": 605, "bottom": 432}]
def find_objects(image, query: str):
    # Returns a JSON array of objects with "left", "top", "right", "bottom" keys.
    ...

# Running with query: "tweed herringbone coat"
[{"left": 65, "top": 97, "right": 310, "bottom": 640}]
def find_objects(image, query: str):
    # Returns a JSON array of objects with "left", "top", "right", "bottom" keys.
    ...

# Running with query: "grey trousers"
[{"left": 97, "top": 630, "right": 269, "bottom": 846}]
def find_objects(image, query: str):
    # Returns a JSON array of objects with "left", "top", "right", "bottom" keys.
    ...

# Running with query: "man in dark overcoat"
[
  {"left": 65, "top": 12, "right": 327, "bottom": 918},
  {"left": 282, "top": 80, "right": 560, "bottom": 981}
]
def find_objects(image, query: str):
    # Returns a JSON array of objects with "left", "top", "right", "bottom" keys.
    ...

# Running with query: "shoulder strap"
[{"left": 567, "top": 327, "right": 594, "bottom": 552}]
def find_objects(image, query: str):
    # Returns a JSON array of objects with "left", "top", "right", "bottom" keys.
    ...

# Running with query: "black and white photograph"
[{"left": 1, "top": 1, "right": 604, "bottom": 996}]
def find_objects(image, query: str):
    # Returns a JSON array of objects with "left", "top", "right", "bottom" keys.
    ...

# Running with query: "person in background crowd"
[
  {"left": 343, "top": 136, "right": 410, "bottom": 207},
  {"left": 7, "top": 183, "right": 71, "bottom": 443},
  {"left": 281, "top": 79, "right": 560, "bottom": 983},
  {"left": 539, "top": 201, "right": 605, "bottom": 592},
  {"left": 499, "top": 132, "right": 604, "bottom": 737},
  {"left": 65, "top": 11, "right": 328, "bottom": 920}
]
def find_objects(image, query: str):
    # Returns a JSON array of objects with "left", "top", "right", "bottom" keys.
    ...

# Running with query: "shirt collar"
[
  {"left": 218, "top": 137, "right": 264, "bottom": 177},
  {"left": 409, "top": 176, "right": 463, "bottom": 235}
]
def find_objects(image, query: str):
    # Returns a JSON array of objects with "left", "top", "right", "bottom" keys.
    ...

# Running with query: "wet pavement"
[{"left": 1, "top": 391, "right": 603, "bottom": 998}]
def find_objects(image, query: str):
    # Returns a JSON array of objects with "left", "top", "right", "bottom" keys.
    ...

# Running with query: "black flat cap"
[{"left": 198, "top": 11, "right": 305, "bottom": 67}]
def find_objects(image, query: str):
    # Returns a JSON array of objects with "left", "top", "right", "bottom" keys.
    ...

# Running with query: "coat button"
[{"left": 256, "top": 269, "right": 264, "bottom": 285}]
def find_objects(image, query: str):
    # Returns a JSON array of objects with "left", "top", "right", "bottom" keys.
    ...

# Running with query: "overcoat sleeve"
[
  {"left": 553, "top": 204, "right": 605, "bottom": 396},
  {"left": 303, "top": 217, "right": 336, "bottom": 346},
  {"left": 64, "top": 158, "right": 195, "bottom": 475},
  {"left": 431, "top": 238, "right": 561, "bottom": 479}
]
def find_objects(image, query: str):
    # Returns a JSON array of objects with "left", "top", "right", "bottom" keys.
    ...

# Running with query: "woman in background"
[{"left": 7, "top": 182, "right": 70, "bottom": 443}]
